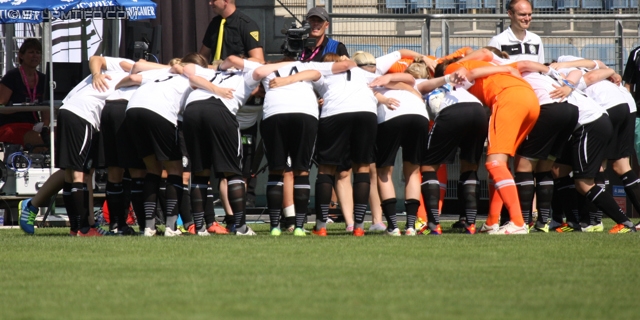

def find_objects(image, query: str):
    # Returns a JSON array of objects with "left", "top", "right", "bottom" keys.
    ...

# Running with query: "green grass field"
[{"left": 1, "top": 221, "right": 639, "bottom": 319}]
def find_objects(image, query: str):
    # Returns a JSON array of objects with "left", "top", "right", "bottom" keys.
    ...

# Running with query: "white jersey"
[
  {"left": 314, "top": 67, "right": 378, "bottom": 118},
  {"left": 416, "top": 79, "right": 481, "bottom": 113},
  {"left": 375, "top": 88, "right": 429, "bottom": 123},
  {"left": 488, "top": 27, "right": 545, "bottom": 63},
  {"left": 127, "top": 65, "right": 209, "bottom": 125},
  {"left": 555, "top": 68, "right": 607, "bottom": 128},
  {"left": 60, "top": 57, "right": 133, "bottom": 129},
  {"left": 617, "top": 84, "right": 637, "bottom": 113},
  {"left": 522, "top": 71, "right": 564, "bottom": 105},
  {"left": 577, "top": 76, "right": 629, "bottom": 111},
  {"left": 106, "top": 68, "right": 171, "bottom": 101},
  {"left": 262, "top": 61, "right": 327, "bottom": 120},
  {"left": 185, "top": 60, "right": 262, "bottom": 115}
]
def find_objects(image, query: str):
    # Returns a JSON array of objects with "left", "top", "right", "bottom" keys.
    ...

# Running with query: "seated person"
[{"left": 0, "top": 38, "right": 48, "bottom": 148}]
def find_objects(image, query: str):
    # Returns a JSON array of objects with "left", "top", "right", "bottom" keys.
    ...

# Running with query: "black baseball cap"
[{"left": 307, "top": 7, "right": 329, "bottom": 21}]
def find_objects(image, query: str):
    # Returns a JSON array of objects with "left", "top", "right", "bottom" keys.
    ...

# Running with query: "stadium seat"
[
  {"left": 581, "top": 43, "right": 617, "bottom": 67},
  {"left": 388, "top": 44, "right": 423, "bottom": 54},
  {"left": 558, "top": 0, "right": 581, "bottom": 8},
  {"left": 605, "top": 0, "right": 629, "bottom": 8},
  {"left": 415, "top": 0, "right": 434, "bottom": 8},
  {"left": 631, "top": 0, "right": 638, "bottom": 8},
  {"left": 544, "top": 43, "right": 580, "bottom": 63},
  {"left": 386, "top": 0, "right": 407, "bottom": 8},
  {"left": 533, "top": 0, "right": 554, "bottom": 9},
  {"left": 435, "top": 0, "right": 457, "bottom": 9},
  {"left": 345, "top": 44, "right": 385, "bottom": 58},
  {"left": 485, "top": 0, "right": 498, "bottom": 8},
  {"left": 582, "top": 0, "right": 603, "bottom": 9},
  {"left": 466, "top": 0, "right": 483, "bottom": 8}
]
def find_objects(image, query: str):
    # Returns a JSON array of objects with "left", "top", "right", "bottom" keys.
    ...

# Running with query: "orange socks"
[{"left": 485, "top": 160, "right": 525, "bottom": 227}]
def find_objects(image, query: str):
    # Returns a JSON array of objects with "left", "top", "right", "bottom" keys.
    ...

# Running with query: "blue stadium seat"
[
  {"left": 345, "top": 44, "right": 385, "bottom": 58},
  {"left": 581, "top": 44, "right": 617, "bottom": 67},
  {"left": 533, "top": 0, "right": 554, "bottom": 8},
  {"left": 388, "top": 44, "right": 423, "bottom": 54},
  {"left": 435, "top": 0, "right": 457, "bottom": 9},
  {"left": 631, "top": 0, "right": 638, "bottom": 8},
  {"left": 544, "top": 44, "right": 580, "bottom": 63},
  {"left": 466, "top": 0, "right": 483, "bottom": 8},
  {"left": 557, "top": 0, "right": 580, "bottom": 8},
  {"left": 582, "top": 0, "right": 603, "bottom": 8},
  {"left": 605, "top": 0, "right": 628, "bottom": 8},
  {"left": 485, "top": 0, "right": 498, "bottom": 8},
  {"left": 386, "top": 0, "right": 407, "bottom": 8},
  {"left": 415, "top": 0, "right": 433, "bottom": 8}
]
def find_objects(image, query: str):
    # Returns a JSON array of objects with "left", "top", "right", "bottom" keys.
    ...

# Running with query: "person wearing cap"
[
  {"left": 488, "top": 0, "right": 544, "bottom": 63},
  {"left": 199, "top": 0, "right": 265, "bottom": 64},
  {"left": 300, "top": 7, "right": 349, "bottom": 62}
]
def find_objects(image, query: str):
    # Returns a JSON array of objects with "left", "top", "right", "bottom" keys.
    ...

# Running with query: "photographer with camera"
[{"left": 298, "top": 7, "right": 348, "bottom": 62}]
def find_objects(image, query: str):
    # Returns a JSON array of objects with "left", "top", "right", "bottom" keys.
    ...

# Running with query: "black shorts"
[
  {"left": 376, "top": 114, "right": 430, "bottom": 168},
  {"left": 101, "top": 100, "right": 145, "bottom": 169},
  {"left": 570, "top": 115, "right": 613, "bottom": 179},
  {"left": 517, "top": 102, "right": 579, "bottom": 160},
  {"left": 125, "top": 108, "right": 181, "bottom": 162},
  {"left": 423, "top": 102, "right": 488, "bottom": 165},
  {"left": 316, "top": 112, "right": 377, "bottom": 166},
  {"left": 183, "top": 98, "right": 242, "bottom": 175},
  {"left": 605, "top": 104, "right": 634, "bottom": 160},
  {"left": 177, "top": 121, "right": 191, "bottom": 172},
  {"left": 261, "top": 113, "right": 318, "bottom": 172},
  {"left": 240, "top": 122, "right": 258, "bottom": 179},
  {"left": 55, "top": 109, "right": 99, "bottom": 172}
]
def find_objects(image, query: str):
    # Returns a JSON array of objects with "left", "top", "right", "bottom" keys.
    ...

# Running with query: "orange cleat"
[
  {"left": 78, "top": 228, "right": 104, "bottom": 237},
  {"left": 187, "top": 224, "right": 196, "bottom": 235},
  {"left": 608, "top": 223, "right": 635, "bottom": 234},
  {"left": 464, "top": 223, "right": 476, "bottom": 234},
  {"left": 312, "top": 227, "right": 327, "bottom": 236},
  {"left": 207, "top": 222, "right": 229, "bottom": 234},
  {"left": 353, "top": 227, "right": 365, "bottom": 237}
]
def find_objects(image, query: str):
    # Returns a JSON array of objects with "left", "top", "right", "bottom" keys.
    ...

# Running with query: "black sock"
[
  {"left": 227, "top": 175, "right": 246, "bottom": 230},
  {"left": 621, "top": 170, "right": 640, "bottom": 214},
  {"left": 585, "top": 185, "right": 630, "bottom": 225},
  {"left": 353, "top": 173, "right": 370, "bottom": 229},
  {"left": 515, "top": 172, "right": 534, "bottom": 225},
  {"left": 381, "top": 198, "right": 398, "bottom": 231},
  {"left": 456, "top": 179, "right": 467, "bottom": 222},
  {"left": 204, "top": 185, "right": 216, "bottom": 226},
  {"left": 459, "top": 171, "right": 479, "bottom": 225},
  {"left": 266, "top": 175, "right": 284, "bottom": 229},
  {"left": 534, "top": 171, "right": 553, "bottom": 224},
  {"left": 293, "top": 175, "right": 310, "bottom": 229},
  {"left": 314, "top": 174, "right": 333, "bottom": 229},
  {"left": 72, "top": 182, "right": 90, "bottom": 232},
  {"left": 164, "top": 175, "right": 183, "bottom": 230},
  {"left": 191, "top": 176, "right": 209, "bottom": 232},
  {"left": 106, "top": 181, "right": 125, "bottom": 231},
  {"left": 63, "top": 182, "right": 78, "bottom": 232},
  {"left": 130, "top": 178, "right": 145, "bottom": 230},
  {"left": 405, "top": 199, "right": 420, "bottom": 230},
  {"left": 421, "top": 171, "right": 440, "bottom": 226},
  {"left": 143, "top": 173, "right": 161, "bottom": 230}
]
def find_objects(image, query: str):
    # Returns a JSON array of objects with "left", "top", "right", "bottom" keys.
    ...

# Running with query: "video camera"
[{"left": 281, "top": 21, "right": 317, "bottom": 58}]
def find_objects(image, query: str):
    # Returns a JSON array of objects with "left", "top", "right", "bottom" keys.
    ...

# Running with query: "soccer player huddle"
[{"left": 16, "top": 0, "right": 640, "bottom": 237}]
